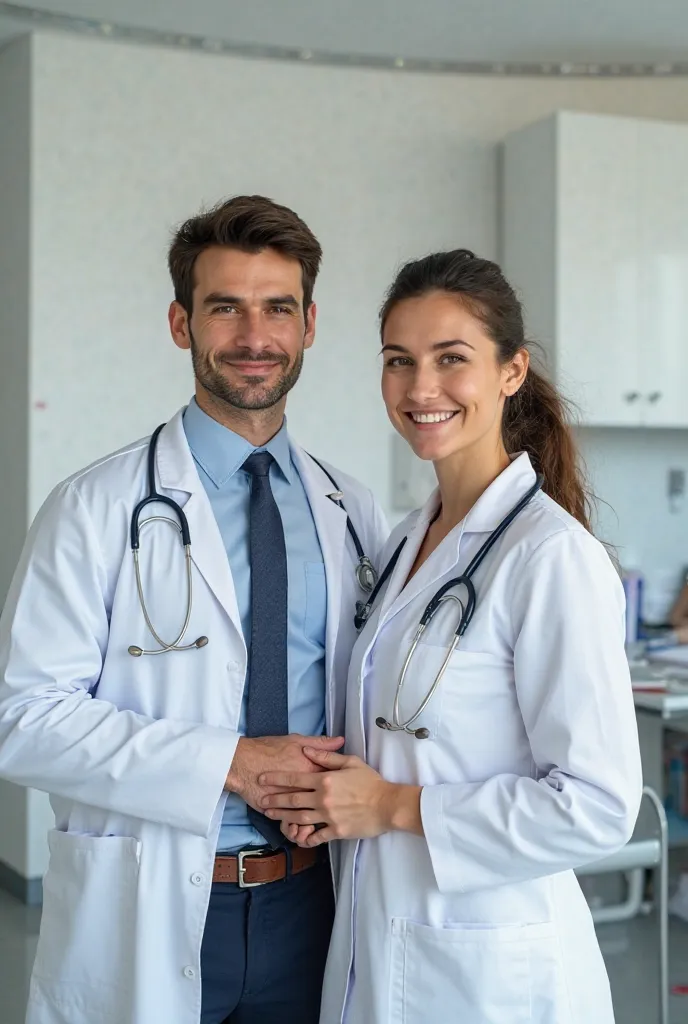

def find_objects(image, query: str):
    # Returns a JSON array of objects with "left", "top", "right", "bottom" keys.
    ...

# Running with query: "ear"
[
  {"left": 303, "top": 302, "right": 317, "bottom": 351},
  {"left": 169, "top": 301, "right": 191, "bottom": 351},
  {"left": 502, "top": 348, "right": 529, "bottom": 397}
]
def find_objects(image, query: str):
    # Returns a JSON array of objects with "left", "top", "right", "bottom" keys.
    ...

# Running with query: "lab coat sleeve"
[
  {"left": 420, "top": 528, "right": 642, "bottom": 894},
  {"left": 0, "top": 482, "right": 238, "bottom": 838}
]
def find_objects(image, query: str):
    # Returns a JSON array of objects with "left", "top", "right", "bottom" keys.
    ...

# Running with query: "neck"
[
  {"left": 434, "top": 436, "right": 511, "bottom": 530},
  {"left": 195, "top": 386, "right": 286, "bottom": 447}
]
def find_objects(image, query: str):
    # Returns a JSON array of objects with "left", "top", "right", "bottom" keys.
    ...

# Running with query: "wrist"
[
  {"left": 224, "top": 736, "right": 252, "bottom": 794},
  {"left": 385, "top": 783, "right": 423, "bottom": 835}
]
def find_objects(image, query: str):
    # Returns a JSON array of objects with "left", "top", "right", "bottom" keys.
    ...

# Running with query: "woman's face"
[{"left": 381, "top": 291, "right": 527, "bottom": 465}]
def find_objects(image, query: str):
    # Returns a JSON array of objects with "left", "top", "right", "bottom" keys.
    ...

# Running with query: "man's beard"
[{"left": 189, "top": 328, "right": 305, "bottom": 411}]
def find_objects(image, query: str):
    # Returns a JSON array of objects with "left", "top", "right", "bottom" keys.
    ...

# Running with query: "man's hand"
[{"left": 224, "top": 734, "right": 344, "bottom": 813}]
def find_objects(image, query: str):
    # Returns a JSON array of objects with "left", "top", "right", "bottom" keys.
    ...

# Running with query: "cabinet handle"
[
  {"left": 624, "top": 392, "right": 640, "bottom": 403},
  {"left": 647, "top": 391, "right": 662, "bottom": 403}
]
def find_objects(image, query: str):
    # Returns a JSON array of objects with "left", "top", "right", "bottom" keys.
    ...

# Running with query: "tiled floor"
[{"left": 1, "top": 875, "right": 688, "bottom": 1022}]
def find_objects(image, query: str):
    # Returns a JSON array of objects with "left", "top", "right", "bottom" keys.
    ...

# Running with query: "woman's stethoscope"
[
  {"left": 354, "top": 473, "right": 544, "bottom": 739},
  {"left": 127, "top": 424, "right": 378, "bottom": 657}
]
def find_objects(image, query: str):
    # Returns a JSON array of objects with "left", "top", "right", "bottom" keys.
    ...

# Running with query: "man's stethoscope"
[
  {"left": 127, "top": 424, "right": 378, "bottom": 657},
  {"left": 354, "top": 473, "right": 544, "bottom": 739}
]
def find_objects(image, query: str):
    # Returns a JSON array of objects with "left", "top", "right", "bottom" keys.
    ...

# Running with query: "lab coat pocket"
[
  {"left": 389, "top": 918, "right": 562, "bottom": 1024},
  {"left": 30, "top": 829, "right": 141, "bottom": 1017}
]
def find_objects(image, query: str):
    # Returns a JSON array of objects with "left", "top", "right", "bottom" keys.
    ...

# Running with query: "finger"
[
  {"left": 258, "top": 772, "right": 315, "bottom": 789},
  {"left": 304, "top": 734, "right": 345, "bottom": 749},
  {"left": 280, "top": 822, "right": 299, "bottom": 842},
  {"left": 294, "top": 825, "right": 316, "bottom": 845},
  {"left": 265, "top": 809, "right": 320, "bottom": 825},
  {"left": 302, "top": 748, "right": 351, "bottom": 768},
  {"left": 304, "top": 826, "right": 335, "bottom": 847},
  {"left": 261, "top": 791, "right": 316, "bottom": 810},
  {"left": 258, "top": 786, "right": 308, "bottom": 797}
]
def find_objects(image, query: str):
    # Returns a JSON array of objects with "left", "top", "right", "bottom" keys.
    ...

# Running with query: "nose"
[
  {"left": 406, "top": 365, "right": 441, "bottom": 406},
  {"left": 236, "top": 310, "right": 270, "bottom": 352}
]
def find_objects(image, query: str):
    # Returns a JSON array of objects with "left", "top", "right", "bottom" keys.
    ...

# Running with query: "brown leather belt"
[{"left": 213, "top": 846, "right": 321, "bottom": 888}]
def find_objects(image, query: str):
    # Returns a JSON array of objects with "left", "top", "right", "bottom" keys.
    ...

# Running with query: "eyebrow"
[
  {"left": 203, "top": 293, "right": 300, "bottom": 308},
  {"left": 381, "top": 339, "right": 475, "bottom": 353}
]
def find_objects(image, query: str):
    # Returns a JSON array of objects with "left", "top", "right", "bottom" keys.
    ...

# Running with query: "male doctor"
[{"left": 0, "top": 195, "right": 388, "bottom": 1024}]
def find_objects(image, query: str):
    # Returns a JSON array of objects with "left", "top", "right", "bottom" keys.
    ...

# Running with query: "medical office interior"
[{"left": 1, "top": 0, "right": 688, "bottom": 1020}]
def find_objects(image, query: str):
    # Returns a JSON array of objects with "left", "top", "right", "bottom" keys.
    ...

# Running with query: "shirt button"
[
  {"left": 227, "top": 661, "right": 241, "bottom": 674},
  {"left": 183, "top": 966, "right": 196, "bottom": 980},
  {"left": 190, "top": 873, "right": 205, "bottom": 886}
]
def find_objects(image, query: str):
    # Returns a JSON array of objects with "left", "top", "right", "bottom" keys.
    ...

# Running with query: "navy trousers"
[{"left": 200, "top": 857, "right": 335, "bottom": 1024}]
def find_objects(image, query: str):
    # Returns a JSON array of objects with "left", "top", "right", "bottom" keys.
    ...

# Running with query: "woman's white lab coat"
[
  {"left": 321, "top": 453, "right": 642, "bottom": 1024},
  {"left": 0, "top": 410, "right": 388, "bottom": 1024}
]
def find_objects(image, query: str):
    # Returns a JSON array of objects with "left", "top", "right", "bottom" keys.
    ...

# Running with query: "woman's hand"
[{"left": 259, "top": 747, "right": 420, "bottom": 847}]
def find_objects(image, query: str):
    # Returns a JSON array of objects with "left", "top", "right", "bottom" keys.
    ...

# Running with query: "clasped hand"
[{"left": 258, "top": 747, "right": 392, "bottom": 848}]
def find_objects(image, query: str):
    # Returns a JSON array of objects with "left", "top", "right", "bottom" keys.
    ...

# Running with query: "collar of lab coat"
[
  {"left": 416, "top": 451, "right": 537, "bottom": 539},
  {"left": 371, "top": 452, "right": 538, "bottom": 634}
]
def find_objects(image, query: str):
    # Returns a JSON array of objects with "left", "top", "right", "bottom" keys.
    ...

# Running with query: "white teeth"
[{"left": 410, "top": 411, "right": 456, "bottom": 424}]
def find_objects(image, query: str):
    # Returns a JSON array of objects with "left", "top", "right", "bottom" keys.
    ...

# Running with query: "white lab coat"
[
  {"left": 0, "top": 409, "right": 388, "bottom": 1024},
  {"left": 321, "top": 453, "right": 642, "bottom": 1024}
]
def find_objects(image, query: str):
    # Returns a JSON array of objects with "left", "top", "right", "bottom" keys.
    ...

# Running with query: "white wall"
[
  {"left": 3, "top": 29, "right": 688, "bottom": 880},
  {"left": 0, "top": 36, "right": 31, "bottom": 877},
  {"left": 580, "top": 428, "right": 688, "bottom": 620}
]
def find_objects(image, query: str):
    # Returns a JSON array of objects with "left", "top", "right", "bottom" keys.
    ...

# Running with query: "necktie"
[{"left": 242, "top": 451, "right": 289, "bottom": 847}]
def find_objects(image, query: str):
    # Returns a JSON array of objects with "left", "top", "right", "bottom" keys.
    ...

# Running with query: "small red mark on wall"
[{"left": 34, "top": 401, "right": 47, "bottom": 410}]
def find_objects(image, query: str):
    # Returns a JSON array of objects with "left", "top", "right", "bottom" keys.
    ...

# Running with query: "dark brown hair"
[
  {"left": 168, "top": 195, "right": 322, "bottom": 315},
  {"left": 380, "top": 249, "right": 594, "bottom": 531}
]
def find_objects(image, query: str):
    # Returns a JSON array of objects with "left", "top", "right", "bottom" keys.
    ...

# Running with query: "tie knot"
[{"left": 242, "top": 451, "right": 274, "bottom": 478}]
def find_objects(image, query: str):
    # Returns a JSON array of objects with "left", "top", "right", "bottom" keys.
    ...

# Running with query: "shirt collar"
[{"left": 182, "top": 397, "right": 293, "bottom": 488}]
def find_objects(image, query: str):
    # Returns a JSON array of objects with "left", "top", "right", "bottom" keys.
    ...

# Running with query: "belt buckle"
[{"left": 238, "top": 848, "right": 268, "bottom": 889}]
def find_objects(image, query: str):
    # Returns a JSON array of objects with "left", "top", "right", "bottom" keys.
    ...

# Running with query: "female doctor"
[{"left": 260, "top": 250, "right": 643, "bottom": 1024}]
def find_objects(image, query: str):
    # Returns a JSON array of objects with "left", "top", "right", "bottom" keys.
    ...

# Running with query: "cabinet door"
[
  {"left": 557, "top": 114, "right": 641, "bottom": 426},
  {"left": 638, "top": 120, "right": 688, "bottom": 427}
]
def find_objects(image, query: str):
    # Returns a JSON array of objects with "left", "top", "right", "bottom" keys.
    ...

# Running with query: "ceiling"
[{"left": 0, "top": 0, "right": 687, "bottom": 72}]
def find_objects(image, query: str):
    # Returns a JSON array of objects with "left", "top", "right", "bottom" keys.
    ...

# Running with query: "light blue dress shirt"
[{"left": 183, "top": 398, "right": 327, "bottom": 852}]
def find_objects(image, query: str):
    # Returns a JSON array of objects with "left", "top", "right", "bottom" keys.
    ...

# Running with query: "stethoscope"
[
  {"left": 355, "top": 473, "right": 544, "bottom": 739},
  {"left": 128, "top": 424, "right": 378, "bottom": 657}
]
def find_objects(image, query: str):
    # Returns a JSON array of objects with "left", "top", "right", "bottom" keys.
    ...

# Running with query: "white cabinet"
[{"left": 502, "top": 111, "right": 688, "bottom": 428}]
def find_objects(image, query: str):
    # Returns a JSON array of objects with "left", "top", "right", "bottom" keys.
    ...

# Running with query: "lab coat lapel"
[
  {"left": 376, "top": 489, "right": 455, "bottom": 630},
  {"left": 376, "top": 452, "right": 539, "bottom": 631},
  {"left": 154, "top": 411, "right": 243, "bottom": 644},
  {"left": 291, "top": 446, "right": 348, "bottom": 722}
]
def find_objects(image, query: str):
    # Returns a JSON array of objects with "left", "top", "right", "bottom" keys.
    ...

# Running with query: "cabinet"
[{"left": 502, "top": 111, "right": 688, "bottom": 427}]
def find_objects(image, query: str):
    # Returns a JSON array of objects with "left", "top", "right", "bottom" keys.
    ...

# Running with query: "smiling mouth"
[{"left": 406, "top": 411, "right": 459, "bottom": 424}]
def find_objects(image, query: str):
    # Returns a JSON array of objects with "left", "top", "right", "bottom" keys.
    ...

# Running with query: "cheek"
[
  {"left": 381, "top": 375, "right": 403, "bottom": 417},
  {"left": 450, "top": 368, "right": 500, "bottom": 410}
]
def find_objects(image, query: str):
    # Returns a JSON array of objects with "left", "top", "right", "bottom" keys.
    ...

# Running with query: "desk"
[{"left": 631, "top": 661, "right": 688, "bottom": 845}]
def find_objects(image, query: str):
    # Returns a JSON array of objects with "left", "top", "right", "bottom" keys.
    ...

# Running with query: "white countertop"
[{"left": 630, "top": 658, "right": 688, "bottom": 716}]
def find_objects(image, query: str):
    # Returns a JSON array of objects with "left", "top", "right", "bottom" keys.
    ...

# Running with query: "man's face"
[{"left": 170, "top": 246, "right": 316, "bottom": 411}]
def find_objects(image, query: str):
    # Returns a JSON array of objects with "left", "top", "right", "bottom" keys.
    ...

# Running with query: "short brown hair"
[{"left": 168, "top": 195, "right": 322, "bottom": 315}]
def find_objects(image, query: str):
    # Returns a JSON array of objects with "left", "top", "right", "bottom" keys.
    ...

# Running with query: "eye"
[
  {"left": 384, "top": 356, "right": 413, "bottom": 368},
  {"left": 439, "top": 353, "right": 466, "bottom": 365},
  {"left": 212, "top": 305, "right": 238, "bottom": 315},
  {"left": 269, "top": 305, "right": 295, "bottom": 315}
]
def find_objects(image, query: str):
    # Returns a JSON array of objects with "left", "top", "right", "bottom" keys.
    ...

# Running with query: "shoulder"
[
  {"left": 506, "top": 491, "right": 620, "bottom": 600},
  {"left": 38, "top": 434, "right": 151, "bottom": 520}
]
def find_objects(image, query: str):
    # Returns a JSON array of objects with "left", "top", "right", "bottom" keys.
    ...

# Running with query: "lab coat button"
[
  {"left": 227, "top": 661, "right": 241, "bottom": 673},
  {"left": 190, "top": 872, "right": 205, "bottom": 886},
  {"left": 183, "top": 966, "right": 196, "bottom": 980}
]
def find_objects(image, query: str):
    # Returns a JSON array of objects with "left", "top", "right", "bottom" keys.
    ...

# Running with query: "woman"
[{"left": 260, "top": 250, "right": 642, "bottom": 1023}]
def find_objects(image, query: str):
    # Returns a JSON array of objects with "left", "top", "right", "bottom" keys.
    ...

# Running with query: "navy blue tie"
[{"left": 243, "top": 451, "right": 289, "bottom": 847}]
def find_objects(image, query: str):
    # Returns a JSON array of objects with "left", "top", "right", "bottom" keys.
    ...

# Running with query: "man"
[{"left": 0, "top": 195, "right": 388, "bottom": 1024}]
